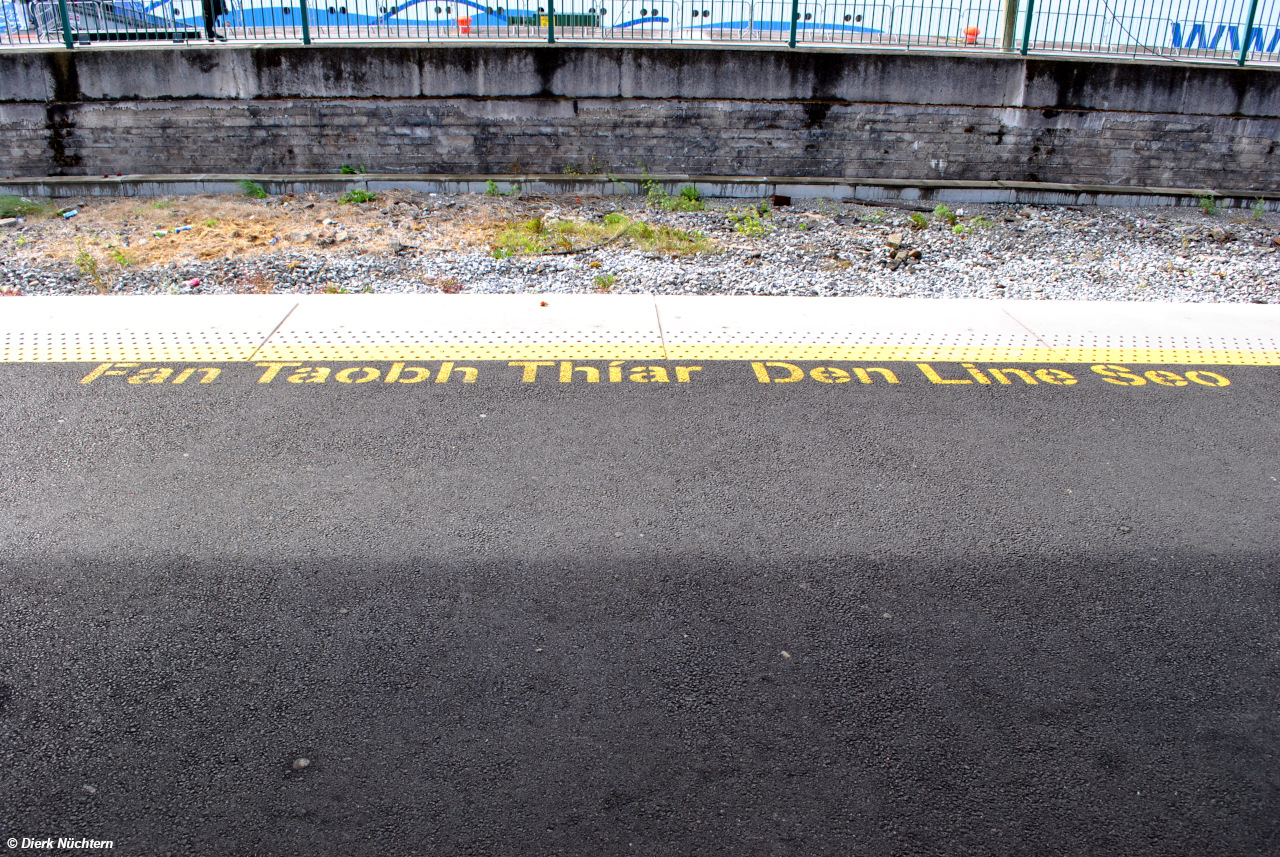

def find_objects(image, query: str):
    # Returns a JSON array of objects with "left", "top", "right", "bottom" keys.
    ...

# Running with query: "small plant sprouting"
[
  {"left": 238, "top": 180, "right": 269, "bottom": 199},
  {"left": 642, "top": 173, "right": 706, "bottom": 212},
  {"left": 907, "top": 212, "right": 928, "bottom": 231},
  {"left": 74, "top": 248, "right": 107, "bottom": 293},
  {"left": 933, "top": 204, "right": 957, "bottom": 226},
  {"left": 1251, "top": 198, "right": 1267, "bottom": 220},
  {"left": 203, "top": 218, "right": 219, "bottom": 228},
  {"left": 971, "top": 215, "right": 995, "bottom": 230},
  {"left": 486, "top": 181, "right": 521, "bottom": 198},
  {"left": 238, "top": 271, "right": 274, "bottom": 294},
  {"left": 74, "top": 248, "right": 97, "bottom": 277},
  {"left": 107, "top": 246, "right": 133, "bottom": 266},
  {"left": 339, "top": 164, "right": 368, "bottom": 175},
  {"left": 434, "top": 277, "right": 463, "bottom": 294},
  {"left": 952, "top": 222, "right": 972, "bottom": 236},
  {"left": 730, "top": 207, "right": 771, "bottom": 237},
  {"left": 593, "top": 273, "right": 616, "bottom": 292},
  {"left": 1196, "top": 191, "right": 1221, "bottom": 216},
  {"left": 339, "top": 189, "right": 378, "bottom": 205}
]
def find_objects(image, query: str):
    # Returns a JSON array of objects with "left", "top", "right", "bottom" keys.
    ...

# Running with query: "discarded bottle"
[
  {"left": 153, "top": 230, "right": 169, "bottom": 237},
  {"left": 62, "top": 210, "right": 78, "bottom": 219},
  {"left": 175, "top": 225, "right": 193, "bottom": 233},
  {"left": 184, "top": 278, "right": 201, "bottom": 288}
]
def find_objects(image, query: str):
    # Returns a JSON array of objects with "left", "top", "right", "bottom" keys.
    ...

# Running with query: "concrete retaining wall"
[{"left": 2, "top": 45, "right": 1279, "bottom": 190}]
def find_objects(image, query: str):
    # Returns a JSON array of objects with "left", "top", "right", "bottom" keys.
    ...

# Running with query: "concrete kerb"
[{"left": 2, "top": 174, "right": 1278, "bottom": 210}]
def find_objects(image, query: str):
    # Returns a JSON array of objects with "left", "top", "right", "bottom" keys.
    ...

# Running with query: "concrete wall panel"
[{"left": 2, "top": 45, "right": 1277, "bottom": 188}]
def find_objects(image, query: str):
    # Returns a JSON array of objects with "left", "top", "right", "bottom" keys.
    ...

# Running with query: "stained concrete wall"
[{"left": 2, "top": 45, "right": 1278, "bottom": 189}]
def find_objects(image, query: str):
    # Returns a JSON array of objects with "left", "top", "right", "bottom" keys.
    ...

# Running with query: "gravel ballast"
[{"left": 2, "top": 191, "right": 1278, "bottom": 302}]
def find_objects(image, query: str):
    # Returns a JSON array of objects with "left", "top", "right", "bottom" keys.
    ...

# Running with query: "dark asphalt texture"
[{"left": 1, "top": 361, "right": 1278, "bottom": 856}]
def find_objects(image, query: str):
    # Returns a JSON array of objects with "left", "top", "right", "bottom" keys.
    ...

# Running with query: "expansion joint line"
[
  {"left": 652, "top": 293, "right": 669, "bottom": 361},
  {"left": 248, "top": 303, "right": 298, "bottom": 363}
]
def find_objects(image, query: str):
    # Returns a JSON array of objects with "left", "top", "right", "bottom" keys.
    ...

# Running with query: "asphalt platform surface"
[{"left": 2, "top": 359, "right": 1278, "bottom": 856}]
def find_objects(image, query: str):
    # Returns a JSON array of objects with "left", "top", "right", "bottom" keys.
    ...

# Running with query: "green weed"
[
  {"left": 238, "top": 180, "right": 269, "bottom": 199},
  {"left": 971, "top": 215, "right": 995, "bottom": 230},
  {"left": 729, "top": 207, "right": 772, "bottom": 237},
  {"left": 74, "top": 248, "right": 97, "bottom": 278},
  {"left": 952, "top": 223, "right": 972, "bottom": 236},
  {"left": 1196, "top": 191, "right": 1221, "bottom": 216},
  {"left": 339, "top": 189, "right": 378, "bottom": 205},
  {"left": 907, "top": 212, "right": 929, "bottom": 231},
  {"left": 107, "top": 246, "right": 134, "bottom": 266},
  {"left": 593, "top": 273, "right": 616, "bottom": 292},
  {"left": 641, "top": 174, "right": 706, "bottom": 212},
  {"left": 1252, "top": 198, "right": 1268, "bottom": 220},
  {"left": 933, "top": 204, "right": 957, "bottom": 226},
  {"left": 485, "top": 181, "right": 521, "bottom": 198},
  {"left": 74, "top": 248, "right": 107, "bottom": 293},
  {"left": 339, "top": 164, "right": 368, "bottom": 175},
  {"left": 148, "top": 199, "right": 175, "bottom": 210}
]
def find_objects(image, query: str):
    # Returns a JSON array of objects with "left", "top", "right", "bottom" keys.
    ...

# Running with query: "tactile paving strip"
[
  {"left": 0, "top": 330, "right": 266, "bottom": 363},
  {"left": 3, "top": 316, "right": 1280, "bottom": 365},
  {"left": 661, "top": 331, "right": 1280, "bottom": 364},
  {"left": 255, "top": 328, "right": 669, "bottom": 362}
]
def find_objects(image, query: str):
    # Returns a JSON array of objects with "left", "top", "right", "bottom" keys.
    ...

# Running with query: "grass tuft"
[
  {"left": 339, "top": 189, "right": 378, "bottom": 205},
  {"left": 238, "top": 180, "right": 269, "bottom": 199},
  {"left": 0, "top": 195, "right": 57, "bottom": 219},
  {"left": 491, "top": 214, "right": 712, "bottom": 258}
]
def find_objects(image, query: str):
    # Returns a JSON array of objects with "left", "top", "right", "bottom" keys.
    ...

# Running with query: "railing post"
[
  {"left": 999, "top": 0, "right": 1018, "bottom": 50},
  {"left": 56, "top": 0, "right": 74, "bottom": 49},
  {"left": 547, "top": 0, "right": 554, "bottom": 42},
  {"left": 299, "top": 0, "right": 311, "bottom": 44},
  {"left": 787, "top": 0, "right": 798, "bottom": 47},
  {"left": 1019, "top": 0, "right": 1034, "bottom": 55},
  {"left": 1238, "top": 0, "right": 1260, "bottom": 65}
]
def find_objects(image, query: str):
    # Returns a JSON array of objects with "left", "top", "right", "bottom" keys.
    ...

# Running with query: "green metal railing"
[{"left": 2, "top": 0, "right": 1277, "bottom": 67}]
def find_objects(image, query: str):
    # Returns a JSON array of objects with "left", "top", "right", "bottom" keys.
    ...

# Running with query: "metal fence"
[{"left": 2, "top": 0, "right": 1277, "bottom": 65}]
